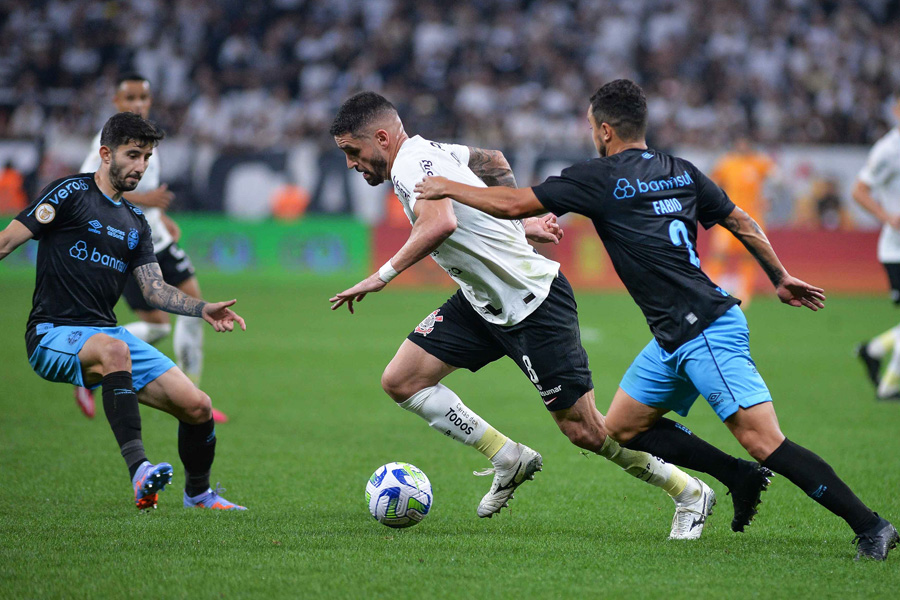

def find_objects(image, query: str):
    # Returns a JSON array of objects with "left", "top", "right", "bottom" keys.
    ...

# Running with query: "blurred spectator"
[
  {"left": 0, "top": 0, "right": 897, "bottom": 151},
  {"left": 0, "top": 159, "right": 26, "bottom": 214},
  {"left": 795, "top": 177, "right": 854, "bottom": 230}
]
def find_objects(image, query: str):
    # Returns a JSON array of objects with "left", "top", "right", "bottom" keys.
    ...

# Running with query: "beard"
[
  {"left": 109, "top": 157, "right": 141, "bottom": 193},
  {"left": 361, "top": 153, "right": 389, "bottom": 186}
]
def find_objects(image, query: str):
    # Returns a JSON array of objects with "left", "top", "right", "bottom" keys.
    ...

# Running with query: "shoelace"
[
  {"left": 210, "top": 482, "right": 227, "bottom": 498},
  {"left": 473, "top": 469, "right": 495, "bottom": 477}
]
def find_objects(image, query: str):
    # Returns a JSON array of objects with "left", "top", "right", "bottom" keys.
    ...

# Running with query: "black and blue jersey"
[
  {"left": 533, "top": 148, "right": 740, "bottom": 352},
  {"left": 15, "top": 173, "right": 157, "bottom": 356}
]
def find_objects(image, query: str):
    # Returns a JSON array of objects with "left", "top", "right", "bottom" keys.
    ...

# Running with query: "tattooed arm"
[
  {"left": 467, "top": 147, "right": 518, "bottom": 189},
  {"left": 465, "top": 147, "right": 560, "bottom": 242},
  {"left": 133, "top": 263, "right": 246, "bottom": 331},
  {"left": 718, "top": 206, "right": 825, "bottom": 310}
]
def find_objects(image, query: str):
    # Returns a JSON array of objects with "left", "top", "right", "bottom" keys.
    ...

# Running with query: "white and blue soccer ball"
[{"left": 365, "top": 462, "right": 433, "bottom": 528}]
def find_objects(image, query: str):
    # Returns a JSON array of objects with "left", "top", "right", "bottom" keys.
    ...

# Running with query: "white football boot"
[
  {"left": 669, "top": 478, "right": 716, "bottom": 540},
  {"left": 474, "top": 443, "right": 543, "bottom": 518}
]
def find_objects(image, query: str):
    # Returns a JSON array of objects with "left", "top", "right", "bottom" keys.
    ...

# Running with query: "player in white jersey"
[
  {"left": 853, "top": 96, "right": 900, "bottom": 399},
  {"left": 328, "top": 92, "right": 721, "bottom": 538},
  {"left": 73, "top": 74, "right": 226, "bottom": 423}
]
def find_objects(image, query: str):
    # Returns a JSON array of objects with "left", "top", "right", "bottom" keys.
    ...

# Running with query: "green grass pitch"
[{"left": 1, "top": 273, "right": 899, "bottom": 598}]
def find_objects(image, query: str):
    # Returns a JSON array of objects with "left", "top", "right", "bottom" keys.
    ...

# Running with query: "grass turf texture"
[{"left": 1, "top": 273, "right": 899, "bottom": 598}]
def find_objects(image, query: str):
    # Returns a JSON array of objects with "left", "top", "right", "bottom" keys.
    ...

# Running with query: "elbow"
[{"left": 436, "top": 214, "right": 458, "bottom": 241}]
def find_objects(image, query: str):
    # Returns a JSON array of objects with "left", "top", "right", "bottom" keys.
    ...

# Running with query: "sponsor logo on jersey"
[
  {"left": 68, "top": 240, "right": 128, "bottom": 272},
  {"left": 42, "top": 178, "right": 89, "bottom": 205},
  {"left": 392, "top": 177, "right": 411, "bottom": 203},
  {"left": 419, "top": 159, "right": 435, "bottom": 176},
  {"left": 106, "top": 225, "right": 125, "bottom": 240},
  {"left": 67, "top": 330, "right": 83, "bottom": 345},
  {"left": 614, "top": 171, "right": 694, "bottom": 199},
  {"left": 642, "top": 151, "right": 654, "bottom": 159},
  {"left": 35, "top": 203, "right": 56, "bottom": 224},
  {"left": 88, "top": 220, "right": 102, "bottom": 234},
  {"left": 127, "top": 228, "right": 139, "bottom": 250},
  {"left": 414, "top": 309, "right": 443, "bottom": 336},
  {"left": 131, "top": 205, "right": 143, "bottom": 216}
]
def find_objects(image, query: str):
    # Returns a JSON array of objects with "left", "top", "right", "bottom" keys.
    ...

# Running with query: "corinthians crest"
[{"left": 415, "top": 310, "right": 443, "bottom": 336}]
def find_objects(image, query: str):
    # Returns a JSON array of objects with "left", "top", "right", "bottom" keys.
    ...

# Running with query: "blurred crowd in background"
[{"left": 1, "top": 0, "right": 898, "bottom": 152}]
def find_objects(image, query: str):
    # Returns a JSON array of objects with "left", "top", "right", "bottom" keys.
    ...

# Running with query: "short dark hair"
[
  {"left": 117, "top": 72, "right": 149, "bottom": 87},
  {"left": 329, "top": 91, "right": 397, "bottom": 137},
  {"left": 100, "top": 111, "right": 165, "bottom": 150},
  {"left": 589, "top": 79, "right": 648, "bottom": 141}
]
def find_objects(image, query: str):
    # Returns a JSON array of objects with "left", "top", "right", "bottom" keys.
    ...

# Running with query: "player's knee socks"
[
  {"left": 101, "top": 371, "right": 146, "bottom": 478},
  {"left": 174, "top": 316, "right": 204, "bottom": 383},
  {"left": 178, "top": 418, "right": 216, "bottom": 497},
  {"left": 399, "top": 384, "right": 508, "bottom": 460},
  {"left": 599, "top": 437, "right": 689, "bottom": 497},
  {"left": 761, "top": 438, "right": 879, "bottom": 534},
  {"left": 623, "top": 417, "right": 743, "bottom": 490},
  {"left": 867, "top": 325, "right": 900, "bottom": 359},
  {"left": 123, "top": 321, "right": 171, "bottom": 345}
]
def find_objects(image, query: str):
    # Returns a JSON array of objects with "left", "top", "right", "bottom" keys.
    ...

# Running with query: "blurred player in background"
[
  {"left": 329, "top": 92, "right": 726, "bottom": 540},
  {"left": 0, "top": 112, "right": 246, "bottom": 511},
  {"left": 416, "top": 79, "right": 897, "bottom": 560},
  {"left": 73, "top": 74, "right": 227, "bottom": 423},
  {"left": 853, "top": 96, "right": 900, "bottom": 400},
  {"left": 706, "top": 138, "right": 775, "bottom": 306}
]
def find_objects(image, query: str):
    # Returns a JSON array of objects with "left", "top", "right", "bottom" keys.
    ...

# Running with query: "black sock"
[
  {"left": 623, "top": 417, "right": 745, "bottom": 489},
  {"left": 101, "top": 371, "right": 146, "bottom": 479},
  {"left": 762, "top": 438, "right": 879, "bottom": 534},
  {"left": 179, "top": 418, "right": 216, "bottom": 497}
]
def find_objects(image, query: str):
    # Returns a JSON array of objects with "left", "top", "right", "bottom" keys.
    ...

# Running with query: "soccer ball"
[{"left": 365, "top": 462, "right": 433, "bottom": 528}]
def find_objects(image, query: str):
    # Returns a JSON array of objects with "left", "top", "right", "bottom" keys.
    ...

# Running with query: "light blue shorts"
[
  {"left": 619, "top": 305, "right": 772, "bottom": 422},
  {"left": 28, "top": 325, "right": 176, "bottom": 391}
]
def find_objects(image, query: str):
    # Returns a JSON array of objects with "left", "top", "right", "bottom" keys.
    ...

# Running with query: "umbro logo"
[{"left": 88, "top": 220, "right": 102, "bottom": 234}]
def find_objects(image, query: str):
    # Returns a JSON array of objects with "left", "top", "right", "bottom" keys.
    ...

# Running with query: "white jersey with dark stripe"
[
  {"left": 390, "top": 135, "right": 560, "bottom": 326},
  {"left": 81, "top": 130, "right": 172, "bottom": 253},
  {"left": 533, "top": 148, "right": 739, "bottom": 352},
  {"left": 16, "top": 173, "right": 156, "bottom": 353}
]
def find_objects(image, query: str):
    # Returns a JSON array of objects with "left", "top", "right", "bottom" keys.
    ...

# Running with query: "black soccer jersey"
[
  {"left": 532, "top": 148, "right": 740, "bottom": 352},
  {"left": 16, "top": 173, "right": 157, "bottom": 355}
]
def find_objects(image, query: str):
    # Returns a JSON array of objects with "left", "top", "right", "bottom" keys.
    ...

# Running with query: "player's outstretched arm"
[
  {"left": 719, "top": 206, "right": 826, "bottom": 311},
  {"left": 133, "top": 262, "right": 246, "bottom": 331},
  {"left": 415, "top": 176, "right": 546, "bottom": 219},
  {"left": 852, "top": 180, "right": 900, "bottom": 229},
  {"left": 330, "top": 198, "right": 458, "bottom": 314},
  {"left": 0, "top": 220, "right": 34, "bottom": 261}
]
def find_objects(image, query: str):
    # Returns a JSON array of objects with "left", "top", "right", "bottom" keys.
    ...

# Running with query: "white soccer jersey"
[
  {"left": 81, "top": 130, "right": 172, "bottom": 253},
  {"left": 391, "top": 135, "right": 559, "bottom": 326},
  {"left": 858, "top": 128, "right": 900, "bottom": 263}
]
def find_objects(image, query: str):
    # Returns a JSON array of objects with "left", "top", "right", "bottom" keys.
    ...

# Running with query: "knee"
[
  {"left": 381, "top": 365, "right": 414, "bottom": 403},
  {"left": 604, "top": 418, "right": 637, "bottom": 446},
  {"left": 100, "top": 339, "right": 131, "bottom": 372},
  {"left": 735, "top": 430, "right": 782, "bottom": 462},
  {"left": 182, "top": 389, "right": 213, "bottom": 423},
  {"left": 556, "top": 418, "right": 605, "bottom": 453}
]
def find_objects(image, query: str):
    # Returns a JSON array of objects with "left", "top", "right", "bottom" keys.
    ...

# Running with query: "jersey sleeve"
[
  {"left": 393, "top": 153, "right": 439, "bottom": 215},
  {"left": 129, "top": 214, "right": 158, "bottom": 271},
  {"left": 532, "top": 161, "right": 603, "bottom": 218},
  {"left": 14, "top": 177, "right": 84, "bottom": 238},
  {"left": 692, "top": 165, "right": 736, "bottom": 229},
  {"left": 858, "top": 139, "right": 895, "bottom": 189}
]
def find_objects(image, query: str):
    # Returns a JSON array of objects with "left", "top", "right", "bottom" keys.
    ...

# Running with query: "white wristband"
[{"left": 378, "top": 260, "right": 399, "bottom": 283}]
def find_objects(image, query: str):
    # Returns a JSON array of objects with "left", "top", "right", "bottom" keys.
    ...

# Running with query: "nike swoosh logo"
[
  {"left": 542, "top": 397, "right": 557, "bottom": 406},
  {"left": 494, "top": 463, "right": 523, "bottom": 492}
]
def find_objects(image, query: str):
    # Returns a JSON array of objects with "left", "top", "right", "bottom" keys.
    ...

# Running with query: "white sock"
[
  {"left": 599, "top": 436, "right": 690, "bottom": 497},
  {"left": 867, "top": 325, "right": 900, "bottom": 359},
  {"left": 877, "top": 332, "right": 900, "bottom": 397},
  {"left": 399, "top": 384, "right": 508, "bottom": 459},
  {"left": 123, "top": 321, "right": 171, "bottom": 344},
  {"left": 174, "top": 315, "right": 204, "bottom": 383}
]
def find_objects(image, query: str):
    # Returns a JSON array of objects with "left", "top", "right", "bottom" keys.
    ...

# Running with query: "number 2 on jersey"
[{"left": 668, "top": 220, "right": 701, "bottom": 267}]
